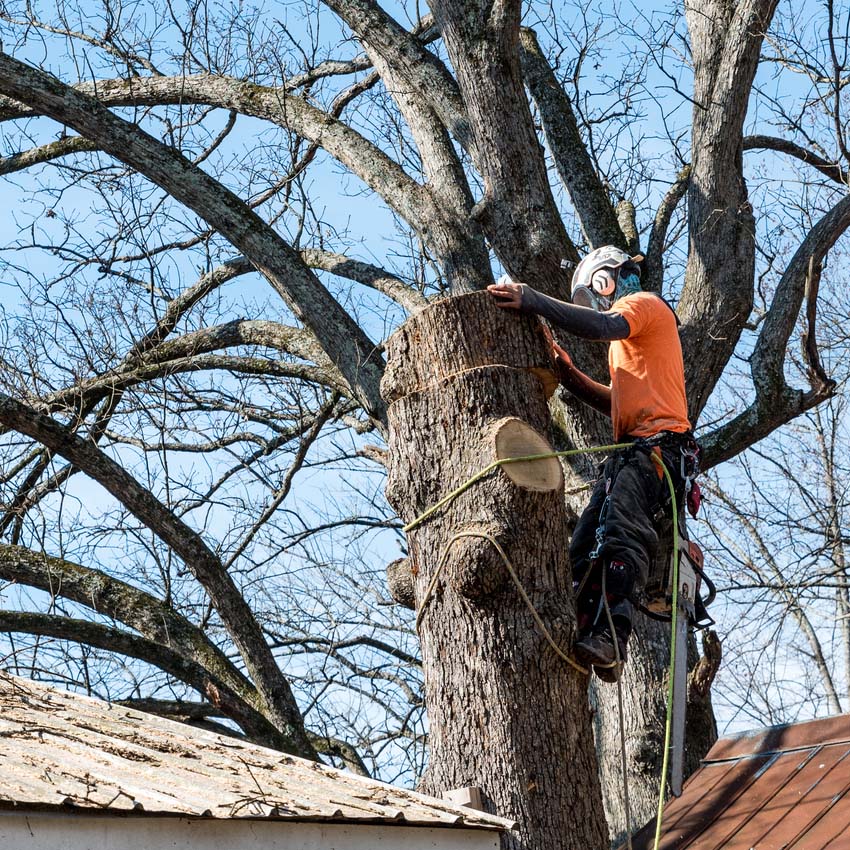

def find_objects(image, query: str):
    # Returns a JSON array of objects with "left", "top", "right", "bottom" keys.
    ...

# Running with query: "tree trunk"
[
  {"left": 383, "top": 291, "right": 609, "bottom": 850},
  {"left": 591, "top": 619, "right": 719, "bottom": 845}
]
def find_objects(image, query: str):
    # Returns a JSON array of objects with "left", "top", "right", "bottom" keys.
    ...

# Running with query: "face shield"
[
  {"left": 571, "top": 284, "right": 613, "bottom": 312},
  {"left": 572, "top": 266, "right": 618, "bottom": 311}
]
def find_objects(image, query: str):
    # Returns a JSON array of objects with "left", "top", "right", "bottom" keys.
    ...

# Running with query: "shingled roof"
[
  {"left": 0, "top": 671, "right": 512, "bottom": 830},
  {"left": 628, "top": 713, "right": 850, "bottom": 849}
]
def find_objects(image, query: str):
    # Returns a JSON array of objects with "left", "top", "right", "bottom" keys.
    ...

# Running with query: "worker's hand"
[
  {"left": 487, "top": 275, "right": 526, "bottom": 309},
  {"left": 540, "top": 322, "right": 573, "bottom": 370}
]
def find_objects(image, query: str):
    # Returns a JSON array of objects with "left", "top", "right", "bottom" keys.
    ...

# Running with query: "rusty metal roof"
[
  {"left": 627, "top": 713, "right": 850, "bottom": 849},
  {"left": 0, "top": 672, "right": 512, "bottom": 830}
]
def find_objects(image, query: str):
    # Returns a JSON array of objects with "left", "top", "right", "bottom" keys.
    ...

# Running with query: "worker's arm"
[
  {"left": 542, "top": 326, "right": 612, "bottom": 417},
  {"left": 488, "top": 280, "right": 630, "bottom": 341}
]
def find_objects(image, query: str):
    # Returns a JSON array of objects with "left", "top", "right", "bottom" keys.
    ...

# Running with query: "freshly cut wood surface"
[{"left": 492, "top": 417, "right": 563, "bottom": 492}]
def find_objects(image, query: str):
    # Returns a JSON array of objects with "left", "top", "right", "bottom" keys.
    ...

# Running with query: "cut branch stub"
[
  {"left": 492, "top": 416, "right": 563, "bottom": 492},
  {"left": 386, "top": 557, "right": 416, "bottom": 610},
  {"left": 381, "top": 291, "right": 556, "bottom": 403}
]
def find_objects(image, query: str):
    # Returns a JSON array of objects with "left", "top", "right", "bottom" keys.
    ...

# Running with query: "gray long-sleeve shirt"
[{"left": 519, "top": 286, "right": 631, "bottom": 340}]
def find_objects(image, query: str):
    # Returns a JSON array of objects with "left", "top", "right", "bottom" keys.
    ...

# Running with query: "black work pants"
[{"left": 570, "top": 442, "right": 685, "bottom": 632}]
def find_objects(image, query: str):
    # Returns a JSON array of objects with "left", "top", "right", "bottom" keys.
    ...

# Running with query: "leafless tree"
[
  {"left": 0, "top": 0, "right": 848, "bottom": 847},
  {"left": 704, "top": 390, "right": 849, "bottom": 728}
]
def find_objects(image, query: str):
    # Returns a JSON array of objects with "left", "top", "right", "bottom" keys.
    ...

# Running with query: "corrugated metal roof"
[
  {"left": 0, "top": 672, "right": 512, "bottom": 830},
  {"left": 627, "top": 713, "right": 850, "bottom": 849}
]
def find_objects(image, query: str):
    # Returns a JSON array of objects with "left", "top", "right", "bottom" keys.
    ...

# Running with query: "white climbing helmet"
[{"left": 570, "top": 246, "right": 644, "bottom": 310}]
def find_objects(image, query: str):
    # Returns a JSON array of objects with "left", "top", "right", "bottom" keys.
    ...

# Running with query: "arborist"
[{"left": 487, "top": 246, "right": 699, "bottom": 682}]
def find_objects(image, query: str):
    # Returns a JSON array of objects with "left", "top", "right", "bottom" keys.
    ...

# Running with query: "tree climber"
[{"left": 487, "top": 247, "right": 699, "bottom": 682}]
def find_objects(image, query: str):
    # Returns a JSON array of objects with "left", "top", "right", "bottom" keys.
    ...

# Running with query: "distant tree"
[{"left": 704, "top": 393, "right": 849, "bottom": 726}]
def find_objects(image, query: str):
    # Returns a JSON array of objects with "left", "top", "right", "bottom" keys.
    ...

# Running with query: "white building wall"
[{"left": 0, "top": 811, "right": 501, "bottom": 850}]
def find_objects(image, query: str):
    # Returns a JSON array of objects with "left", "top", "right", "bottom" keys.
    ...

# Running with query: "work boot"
[{"left": 574, "top": 627, "right": 627, "bottom": 682}]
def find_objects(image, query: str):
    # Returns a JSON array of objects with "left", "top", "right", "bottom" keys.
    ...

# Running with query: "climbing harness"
[
  {"left": 575, "top": 433, "right": 715, "bottom": 632},
  {"left": 403, "top": 439, "right": 712, "bottom": 850}
]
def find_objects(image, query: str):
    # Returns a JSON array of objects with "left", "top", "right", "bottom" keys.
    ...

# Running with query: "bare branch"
[
  {"left": 0, "top": 54, "right": 387, "bottom": 427},
  {"left": 223, "top": 394, "right": 339, "bottom": 569},
  {"left": 0, "top": 393, "right": 315, "bottom": 758},
  {"left": 679, "top": 0, "right": 781, "bottom": 418},
  {"left": 316, "top": 6, "right": 488, "bottom": 292},
  {"left": 644, "top": 165, "right": 691, "bottom": 293},
  {"left": 40, "top": 320, "right": 347, "bottom": 416},
  {"left": 429, "top": 1, "right": 577, "bottom": 287},
  {"left": 0, "top": 543, "right": 255, "bottom": 704},
  {"left": 744, "top": 134, "right": 850, "bottom": 186},
  {"left": 0, "top": 608, "right": 289, "bottom": 747},
  {"left": 320, "top": 0, "right": 471, "bottom": 151},
  {"left": 0, "top": 73, "right": 433, "bottom": 235},
  {"left": 300, "top": 248, "right": 425, "bottom": 312},
  {"left": 308, "top": 733, "right": 371, "bottom": 777},
  {"left": 519, "top": 27, "right": 624, "bottom": 250},
  {"left": 801, "top": 256, "right": 833, "bottom": 391},
  {"left": 751, "top": 195, "right": 850, "bottom": 396},
  {"left": 0, "top": 136, "right": 98, "bottom": 175},
  {"left": 127, "top": 257, "right": 253, "bottom": 359}
]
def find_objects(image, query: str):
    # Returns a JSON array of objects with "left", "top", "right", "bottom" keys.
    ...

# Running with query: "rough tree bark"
[{"left": 382, "top": 290, "right": 608, "bottom": 850}]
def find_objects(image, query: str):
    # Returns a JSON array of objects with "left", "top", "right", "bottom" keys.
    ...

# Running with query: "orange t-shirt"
[{"left": 608, "top": 292, "right": 691, "bottom": 440}]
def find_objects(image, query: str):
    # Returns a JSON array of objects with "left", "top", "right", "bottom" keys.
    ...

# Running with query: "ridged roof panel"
[
  {"left": 628, "top": 714, "right": 850, "bottom": 849},
  {"left": 0, "top": 672, "right": 512, "bottom": 830}
]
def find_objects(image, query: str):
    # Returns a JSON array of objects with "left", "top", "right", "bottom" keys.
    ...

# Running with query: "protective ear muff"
[
  {"left": 590, "top": 267, "right": 618, "bottom": 296},
  {"left": 572, "top": 285, "right": 611, "bottom": 311}
]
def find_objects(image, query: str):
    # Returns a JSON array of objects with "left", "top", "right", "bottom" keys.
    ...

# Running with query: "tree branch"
[
  {"left": 428, "top": 0, "right": 577, "bottom": 288},
  {"left": 308, "top": 733, "right": 371, "bottom": 777},
  {"left": 40, "top": 319, "right": 347, "bottom": 417},
  {"left": 0, "top": 392, "right": 122, "bottom": 540},
  {"left": 318, "top": 4, "right": 489, "bottom": 292},
  {"left": 699, "top": 194, "right": 849, "bottom": 468},
  {"left": 0, "top": 73, "right": 433, "bottom": 237},
  {"left": 0, "top": 395, "right": 316, "bottom": 759},
  {"left": 300, "top": 248, "right": 424, "bottom": 312},
  {"left": 0, "top": 135, "right": 98, "bottom": 175},
  {"left": 0, "top": 55, "right": 387, "bottom": 428},
  {"left": 518, "top": 27, "right": 624, "bottom": 250},
  {"left": 320, "top": 0, "right": 471, "bottom": 151},
  {"left": 801, "top": 256, "right": 832, "bottom": 390},
  {"left": 222, "top": 394, "right": 339, "bottom": 569},
  {"left": 751, "top": 195, "right": 850, "bottom": 395},
  {"left": 644, "top": 165, "right": 691, "bottom": 293},
  {"left": 126, "top": 257, "right": 254, "bottom": 360},
  {"left": 679, "top": 0, "right": 781, "bottom": 418},
  {"left": 744, "top": 134, "right": 850, "bottom": 185},
  {"left": 0, "top": 609, "right": 289, "bottom": 747},
  {"left": 0, "top": 543, "right": 256, "bottom": 707}
]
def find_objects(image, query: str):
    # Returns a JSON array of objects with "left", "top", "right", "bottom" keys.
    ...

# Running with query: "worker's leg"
[
  {"left": 568, "top": 470, "right": 609, "bottom": 636},
  {"left": 596, "top": 448, "right": 665, "bottom": 600},
  {"left": 574, "top": 448, "right": 675, "bottom": 676}
]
